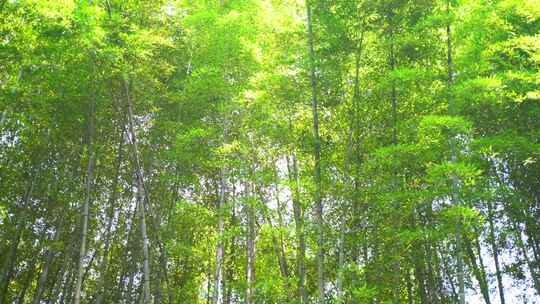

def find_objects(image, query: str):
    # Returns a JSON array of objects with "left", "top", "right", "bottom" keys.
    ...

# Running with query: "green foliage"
[{"left": 1, "top": 0, "right": 539, "bottom": 303}]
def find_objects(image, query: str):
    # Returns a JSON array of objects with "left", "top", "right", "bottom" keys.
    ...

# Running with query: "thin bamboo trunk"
[
  {"left": 136, "top": 167, "right": 169, "bottom": 304},
  {"left": 514, "top": 223, "right": 540, "bottom": 295},
  {"left": 0, "top": 108, "right": 6, "bottom": 127},
  {"left": 246, "top": 182, "right": 256, "bottom": 304},
  {"left": 0, "top": 177, "right": 34, "bottom": 304},
  {"left": 45, "top": 265, "right": 62, "bottom": 303},
  {"left": 306, "top": 2, "right": 325, "bottom": 300},
  {"left": 336, "top": 224, "right": 346, "bottom": 302},
  {"left": 213, "top": 170, "right": 226, "bottom": 304},
  {"left": 207, "top": 261, "right": 212, "bottom": 304},
  {"left": 81, "top": 250, "right": 97, "bottom": 290},
  {"left": 224, "top": 183, "right": 237, "bottom": 304},
  {"left": 125, "top": 270, "right": 136, "bottom": 304},
  {"left": 32, "top": 228, "right": 60, "bottom": 304},
  {"left": 124, "top": 76, "right": 151, "bottom": 304},
  {"left": 286, "top": 155, "right": 307, "bottom": 303},
  {"left": 487, "top": 200, "right": 506, "bottom": 304},
  {"left": 263, "top": 207, "right": 288, "bottom": 278},
  {"left": 475, "top": 234, "right": 490, "bottom": 302},
  {"left": 214, "top": 4, "right": 228, "bottom": 304},
  {"left": 411, "top": 215, "right": 428, "bottom": 304},
  {"left": 425, "top": 241, "right": 439, "bottom": 303},
  {"left": 407, "top": 268, "right": 414, "bottom": 304},
  {"left": 388, "top": 19, "right": 401, "bottom": 304},
  {"left": 57, "top": 236, "right": 76, "bottom": 304},
  {"left": 74, "top": 95, "right": 96, "bottom": 304},
  {"left": 62, "top": 257, "right": 76, "bottom": 304},
  {"left": 342, "top": 34, "right": 364, "bottom": 299},
  {"left": 351, "top": 34, "right": 364, "bottom": 269},
  {"left": 0, "top": 227, "right": 21, "bottom": 304},
  {"left": 446, "top": 2, "right": 465, "bottom": 303},
  {"left": 455, "top": 216, "right": 466, "bottom": 304},
  {"left": 49, "top": 258, "right": 66, "bottom": 304},
  {"left": 258, "top": 187, "right": 288, "bottom": 279},
  {"left": 16, "top": 256, "right": 36, "bottom": 304},
  {"left": 117, "top": 194, "right": 138, "bottom": 303},
  {"left": 95, "top": 135, "right": 124, "bottom": 304},
  {"left": 464, "top": 236, "right": 491, "bottom": 304},
  {"left": 273, "top": 179, "right": 290, "bottom": 278}
]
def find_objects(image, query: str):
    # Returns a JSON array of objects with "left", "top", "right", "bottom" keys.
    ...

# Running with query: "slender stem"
[
  {"left": 446, "top": 2, "right": 465, "bottom": 303},
  {"left": 306, "top": 1, "right": 325, "bottom": 300}
]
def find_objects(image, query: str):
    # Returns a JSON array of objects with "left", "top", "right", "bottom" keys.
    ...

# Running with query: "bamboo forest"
[{"left": 1, "top": 0, "right": 540, "bottom": 303}]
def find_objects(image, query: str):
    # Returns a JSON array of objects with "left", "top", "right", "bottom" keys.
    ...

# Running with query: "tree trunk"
[
  {"left": 0, "top": 108, "right": 6, "bottom": 127},
  {"left": 0, "top": 228, "right": 21, "bottom": 304},
  {"left": 273, "top": 178, "right": 290, "bottom": 278},
  {"left": 445, "top": 2, "right": 465, "bottom": 303},
  {"left": 487, "top": 200, "right": 506, "bottom": 304},
  {"left": 259, "top": 188, "right": 288, "bottom": 279},
  {"left": 213, "top": 170, "right": 226, "bottom": 304},
  {"left": 124, "top": 76, "right": 151, "bottom": 304},
  {"left": 424, "top": 239, "right": 440, "bottom": 303},
  {"left": 32, "top": 227, "right": 61, "bottom": 304},
  {"left": 475, "top": 234, "right": 490, "bottom": 302},
  {"left": 207, "top": 261, "right": 212, "bottom": 304},
  {"left": 125, "top": 270, "right": 136, "bottom": 304},
  {"left": 286, "top": 155, "right": 307, "bottom": 303},
  {"left": 306, "top": 1, "right": 324, "bottom": 300},
  {"left": 264, "top": 209, "right": 288, "bottom": 278},
  {"left": 351, "top": 36, "right": 364, "bottom": 269},
  {"left": 215, "top": 5, "right": 228, "bottom": 302},
  {"left": 464, "top": 236, "right": 491, "bottom": 304},
  {"left": 95, "top": 135, "right": 124, "bottom": 304},
  {"left": 81, "top": 250, "right": 97, "bottom": 292},
  {"left": 224, "top": 183, "right": 237, "bottom": 304},
  {"left": 388, "top": 19, "right": 402, "bottom": 304},
  {"left": 116, "top": 193, "right": 138, "bottom": 304},
  {"left": 343, "top": 34, "right": 364, "bottom": 299},
  {"left": 56, "top": 236, "right": 76, "bottom": 304},
  {"left": 135, "top": 159, "right": 169, "bottom": 304},
  {"left": 0, "top": 175, "right": 35, "bottom": 304},
  {"left": 336, "top": 224, "right": 346, "bottom": 302},
  {"left": 246, "top": 183, "right": 256, "bottom": 304},
  {"left": 514, "top": 222, "right": 540, "bottom": 296},
  {"left": 16, "top": 256, "right": 36, "bottom": 304},
  {"left": 74, "top": 95, "right": 96, "bottom": 304},
  {"left": 61, "top": 257, "right": 75, "bottom": 304},
  {"left": 440, "top": 244, "right": 458, "bottom": 303},
  {"left": 411, "top": 215, "right": 428, "bottom": 304},
  {"left": 49, "top": 258, "right": 66, "bottom": 304},
  {"left": 455, "top": 217, "right": 466, "bottom": 304},
  {"left": 406, "top": 268, "right": 414, "bottom": 304}
]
